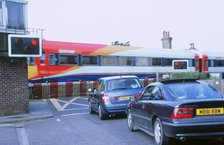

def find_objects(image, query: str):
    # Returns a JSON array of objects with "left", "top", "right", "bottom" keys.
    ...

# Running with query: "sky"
[{"left": 28, "top": 0, "right": 224, "bottom": 51}]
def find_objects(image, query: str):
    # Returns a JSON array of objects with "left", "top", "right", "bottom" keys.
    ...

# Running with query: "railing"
[{"left": 0, "top": 27, "right": 44, "bottom": 37}]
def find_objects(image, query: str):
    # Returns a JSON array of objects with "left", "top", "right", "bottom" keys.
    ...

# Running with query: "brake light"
[
  {"left": 102, "top": 94, "right": 111, "bottom": 102},
  {"left": 114, "top": 96, "right": 119, "bottom": 101},
  {"left": 170, "top": 108, "right": 194, "bottom": 119},
  {"left": 134, "top": 94, "right": 140, "bottom": 99}
]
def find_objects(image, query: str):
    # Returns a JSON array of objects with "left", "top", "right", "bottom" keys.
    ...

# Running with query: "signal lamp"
[
  {"left": 16, "top": 38, "right": 23, "bottom": 45},
  {"left": 31, "top": 39, "right": 38, "bottom": 46},
  {"left": 8, "top": 35, "right": 42, "bottom": 57}
]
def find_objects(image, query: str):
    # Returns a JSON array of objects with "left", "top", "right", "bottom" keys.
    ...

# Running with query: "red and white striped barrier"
[{"left": 29, "top": 78, "right": 152, "bottom": 99}]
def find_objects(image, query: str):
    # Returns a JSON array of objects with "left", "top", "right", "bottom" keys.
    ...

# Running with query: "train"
[{"left": 28, "top": 40, "right": 224, "bottom": 83}]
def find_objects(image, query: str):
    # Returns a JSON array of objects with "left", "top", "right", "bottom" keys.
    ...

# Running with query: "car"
[
  {"left": 127, "top": 79, "right": 224, "bottom": 145},
  {"left": 88, "top": 75, "right": 144, "bottom": 120}
]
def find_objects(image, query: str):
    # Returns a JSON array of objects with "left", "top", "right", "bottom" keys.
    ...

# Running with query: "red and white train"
[{"left": 28, "top": 40, "right": 224, "bottom": 83}]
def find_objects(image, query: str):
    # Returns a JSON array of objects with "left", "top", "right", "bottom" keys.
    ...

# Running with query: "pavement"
[{"left": 0, "top": 99, "right": 53, "bottom": 124}]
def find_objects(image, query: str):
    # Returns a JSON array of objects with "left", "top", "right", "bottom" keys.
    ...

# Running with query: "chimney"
[
  {"left": 161, "top": 31, "right": 172, "bottom": 49},
  {"left": 189, "top": 43, "right": 195, "bottom": 50}
]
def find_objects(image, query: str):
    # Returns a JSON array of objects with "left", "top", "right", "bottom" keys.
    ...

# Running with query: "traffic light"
[
  {"left": 8, "top": 34, "right": 42, "bottom": 57},
  {"left": 172, "top": 60, "right": 188, "bottom": 70}
]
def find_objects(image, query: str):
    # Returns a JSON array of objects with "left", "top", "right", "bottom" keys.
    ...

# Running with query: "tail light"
[
  {"left": 170, "top": 108, "right": 194, "bottom": 119},
  {"left": 114, "top": 96, "right": 119, "bottom": 101},
  {"left": 134, "top": 94, "right": 140, "bottom": 99},
  {"left": 102, "top": 94, "right": 111, "bottom": 102}
]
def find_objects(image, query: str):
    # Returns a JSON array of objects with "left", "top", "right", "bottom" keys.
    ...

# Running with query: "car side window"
[
  {"left": 140, "top": 86, "right": 155, "bottom": 100},
  {"left": 97, "top": 80, "right": 105, "bottom": 91},
  {"left": 150, "top": 86, "right": 164, "bottom": 100}
]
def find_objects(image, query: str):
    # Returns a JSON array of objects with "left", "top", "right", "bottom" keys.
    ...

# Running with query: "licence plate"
[
  {"left": 120, "top": 96, "right": 130, "bottom": 100},
  {"left": 196, "top": 108, "right": 224, "bottom": 116}
]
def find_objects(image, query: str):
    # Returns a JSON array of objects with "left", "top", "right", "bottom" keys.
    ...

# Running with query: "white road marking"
[
  {"left": 78, "top": 97, "right": 88, "bottom": 100},
  {"left": 70, "top": 102, "right": 88, "bottom": 107},
  {"left": 62, "top": 107, "right": 88, "bottom": 111},
  {"left": 16, "top": 124, "right": 29, "bottom": 145},
  {"left": 62, "top": 97, "right": 78, "bottom": 109},
  {"left": 62, "top": 112, "right": 89, "bottom": 117},
  {"left": 56, "top": 118, "right": 61, "bottom": 122},
  {"left": 0, "top": 124, "right": 15, "bottom": 127},
  {"left": 50, "top": 98, "right": 63, "bottom": 111}
]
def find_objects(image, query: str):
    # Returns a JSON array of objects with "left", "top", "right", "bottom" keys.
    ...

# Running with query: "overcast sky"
[{"left": 28, "top": 0, "right": 224, "bottom": 51}]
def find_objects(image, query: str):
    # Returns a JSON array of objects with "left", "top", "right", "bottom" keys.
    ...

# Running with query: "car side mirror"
[
  {"left": 134, "top": 93, "right": 141, "bottom": 100},
  {"left": 88, "top": 88, "right": 95, "bottom": 93}
]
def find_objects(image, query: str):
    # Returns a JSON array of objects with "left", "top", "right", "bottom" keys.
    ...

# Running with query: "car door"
[
  {"left": 92, "top": 79, "right": 105, "bottom": 110},
  {"left": 142, "top": 86, "right": 164, "bottom": 131},
  {"left": 131, "top": 86, "right": 155, "bottom": 129}
]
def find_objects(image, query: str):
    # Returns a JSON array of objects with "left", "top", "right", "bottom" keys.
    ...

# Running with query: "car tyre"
[
  {"left": 154, "top": 118, "right": 170, "bottom": 145},
  {"left": 127, "top": 109, "right": 137, "bottom": 132},
  {"left": 89, "top": 101, "right": 94, "bottom": 114},
  {"left": 98, "top": 104, "right": 107, "bottom": 120}
]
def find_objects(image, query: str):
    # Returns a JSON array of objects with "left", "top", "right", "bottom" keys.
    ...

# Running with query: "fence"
[
  {"left": 29, "top": 78, "right": 153, "bottom": 99},
  {"left": 29, "top": 78, "right": 224, "bottom": 99}
]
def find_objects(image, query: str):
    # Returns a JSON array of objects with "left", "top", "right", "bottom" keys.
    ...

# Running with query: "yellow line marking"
[
  {"left": 62, "top": 97, "right": 78, "bottom": 109},
  {"left": 70, "top": 102, "right": 88, "bottom": 107},
  {"left": 50, "top": 98, "right": 64, "bottom": 111}
]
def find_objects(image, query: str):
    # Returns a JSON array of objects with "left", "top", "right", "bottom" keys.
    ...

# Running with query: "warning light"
[
  {"left": 16, "top": 38, "right": 23, "bottom": 45},
  {"left": 8, "top": 35, "right": 42, "bottom": 57},
  {"left": 31, "top": 39, "right": 38, "bottom": 46},
  {"left": 172, "top": 60, "right": 188, "bottom": 70},
  {"left": 175, "top": 62, "right": 179, "bottom": 67}
]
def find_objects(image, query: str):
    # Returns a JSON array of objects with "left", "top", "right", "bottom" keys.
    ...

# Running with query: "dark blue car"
[
  {"left": 127, "top": 79, "right": 224, "bottom": 145},
  {"left": 88, "top": 75, "right": 144, "bottom": 120}
]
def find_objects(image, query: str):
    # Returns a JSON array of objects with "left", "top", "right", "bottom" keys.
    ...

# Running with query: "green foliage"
[
  {"left": 170, "top": 72, "right": 210, "bottom": 80},
  {"left": 170, "top": 72, "right": 199, "bottom": 80}
]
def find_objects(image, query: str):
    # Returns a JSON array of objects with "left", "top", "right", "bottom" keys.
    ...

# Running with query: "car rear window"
[
  {"left": 107, "top": 78, "right": 142, "bottom": 91},
  {"left": 165, "top": 82, "right": 222, "bottom": 100}
]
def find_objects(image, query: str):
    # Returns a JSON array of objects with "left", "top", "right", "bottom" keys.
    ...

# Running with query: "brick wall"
[{"left": 0, "top": 57, "right": 29, "bottom": 116}]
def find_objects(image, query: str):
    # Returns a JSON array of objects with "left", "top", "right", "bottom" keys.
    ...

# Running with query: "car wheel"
[
  {"left": 127, "top": 110, "right": 137, "bottom": 132},
  {"left": 89, "top": 101, "right": 94, "bottom": 114},
  {"left": 154, "top": 118, "right": 170, "bottom": 145},
  {"left": 98, "top": 104, "right": 107, "bottom": 120}
]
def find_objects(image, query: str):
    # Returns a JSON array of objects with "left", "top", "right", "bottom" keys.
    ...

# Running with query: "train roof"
[
  {"left": 42, "top": 40, "right": 224, "bottom": 59},
  {"left": 99, "top": 75, "right": 139, "bottom": 81}
]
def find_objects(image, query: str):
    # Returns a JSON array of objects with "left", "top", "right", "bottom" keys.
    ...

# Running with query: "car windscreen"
[
  {"left": 165, "top": 82, "right": 223, "bottom": 100},
  {"left": 107, "top": 78, "right": 142, "bottom": 91}
]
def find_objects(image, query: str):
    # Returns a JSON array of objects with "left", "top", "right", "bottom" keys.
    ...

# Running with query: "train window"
[
  {"left": 49, "top": 54, "right": 57, "bottom": 65},
  {"left": 189, "top": 59, "right": 195, "bottom": 67},
  {"left": 210, "top": 60, "right": 215, "bottom": 67},
  {"left": 101, "top": 56, "right": 117, "bottom": 66},
  {"left": 40, "top": 53, "right": 45, "bottom": 64},
  {"left": 82, "top": 55, "right": 98, "bottom": 65},
  {"left": 59, "top": 55, "right": 78, "bottom": 65},
  {"left": 205, "top": 60, "right": 209, "bottom": 67},
  {"left": 135, "top": 57, "right": 148, "bottom": 66},
  {"left": 152, "top": 58, "right": 162, "bottom": 66},
  {"left": 215, "top": 60, "right": 224, "bottom": 67},
  {"left": 27, "top": 57, "right": 35, "bottom": 65},
  {"left": 164, "top": 58, "right": 173, "bottom": 66},
  {"left": 119, "top": 56, "right": 133, "bottom": 66}
]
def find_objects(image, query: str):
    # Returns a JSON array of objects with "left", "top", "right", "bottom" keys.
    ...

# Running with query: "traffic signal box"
[
  {"left": 8, "top": 34, "right": 42, "bottom": 57},
  {"left": 172, "top": 60, "right": 188, "bottom": 70}
]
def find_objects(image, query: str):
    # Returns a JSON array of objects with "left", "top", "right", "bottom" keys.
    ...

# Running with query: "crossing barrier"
[
  {"left": 29, "top": 80, "right": 101, "bottom": 99},
  {"left": 29, "top": 78, "right": 151, "bottom": 99}
]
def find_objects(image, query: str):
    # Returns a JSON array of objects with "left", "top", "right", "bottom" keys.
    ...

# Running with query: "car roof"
[
  {"left": 148, "top": 79, "right": 203, "bottom": 87},
  {"left": 99, "top": 75, "right": 139, "bottom": 81},
  {"left": 160, "top": 79, "right": 199, "bottom": 84}
]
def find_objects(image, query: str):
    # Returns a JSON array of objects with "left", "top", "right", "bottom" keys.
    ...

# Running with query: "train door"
[
  {"left": 36, "top": 51, "right": 48, "bottom": 78},
  {"left": 202, "top": 54, "right": 208, "bottom": 72},
  {"left": 194, "top": 54, "right": 209, "bottom": 72},
  {"left": 195, "top": 54, "right": 200, "bottom": 72}
]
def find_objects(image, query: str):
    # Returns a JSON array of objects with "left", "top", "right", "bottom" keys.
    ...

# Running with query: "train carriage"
[{"left": 28, "top": 40, "right": 224, "bottom": 83}]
